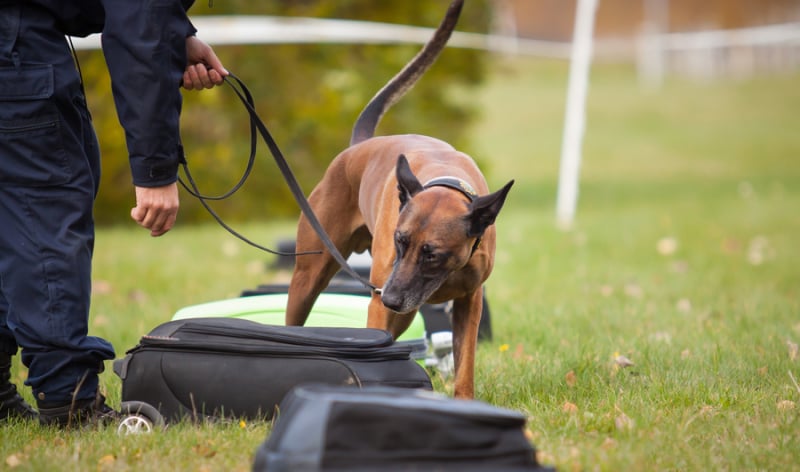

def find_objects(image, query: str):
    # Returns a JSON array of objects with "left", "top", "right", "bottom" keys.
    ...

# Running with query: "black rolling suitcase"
[
  {"left": 252, "top": 384, "right": 555, "bottom": 471},
  {"left": 112, "top": 318, "right": 432, "bottom": 422}
]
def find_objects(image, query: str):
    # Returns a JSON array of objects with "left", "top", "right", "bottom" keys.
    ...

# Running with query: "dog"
[{"left": 285, "top": 0, "right": 513, "bottom": 399}]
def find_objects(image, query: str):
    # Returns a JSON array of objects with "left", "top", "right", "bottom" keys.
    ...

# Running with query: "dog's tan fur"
[{"left": 285, "top": 0, "right": 512, "bottom": 399}]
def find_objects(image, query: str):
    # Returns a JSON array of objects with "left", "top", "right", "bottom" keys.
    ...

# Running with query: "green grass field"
[{"left": 2, "top": 56, "right": 799, "bottom": 471}]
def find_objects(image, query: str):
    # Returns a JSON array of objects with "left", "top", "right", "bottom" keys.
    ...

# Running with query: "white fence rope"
[
  {"left": 69, "top": 15, "right": 574, "bottom": 57},
  {"left": 639, "top": 21, "right": 800, "bottom": 83},
  {"left": 71, "top": 15, "right": 799, "bottom": 81}
]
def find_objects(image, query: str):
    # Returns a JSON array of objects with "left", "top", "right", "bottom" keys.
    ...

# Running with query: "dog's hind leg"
[
  {"left": 285, "top": 228, "right": 342, "bottom": 326},
  {"left": 286, "top": 173, "right": 368, "bottom": 326}
]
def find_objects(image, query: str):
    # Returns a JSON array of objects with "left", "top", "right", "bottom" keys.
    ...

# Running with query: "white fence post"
[
  {"left": 556, "top": 0, "right": 599, "bottom": 229},
  {"left": 637, "top": 0, "right": 669, "bottom": 89}
]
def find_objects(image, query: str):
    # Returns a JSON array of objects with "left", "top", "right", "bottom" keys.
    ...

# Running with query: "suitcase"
[
  {"left": 171, "top": 292, "right": 428, "bottom": 363},
  {"left": 252, "top": 384, "right": 555, "bottom": 472},
  {"left": 112, "top": 318, "right": 432, "bottom": 423}
]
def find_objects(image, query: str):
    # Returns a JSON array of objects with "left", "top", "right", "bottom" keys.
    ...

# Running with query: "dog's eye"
[
  {"left": 421, "top": 244, "right": 437, "bottom": 263},
  {"left": 395, "top": 233, "right": 409, "bottom": 256}
]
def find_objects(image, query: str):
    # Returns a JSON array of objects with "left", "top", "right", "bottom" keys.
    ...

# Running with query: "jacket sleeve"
[{"left": 99, "top": 0, "right": 197, "bottom": 187}]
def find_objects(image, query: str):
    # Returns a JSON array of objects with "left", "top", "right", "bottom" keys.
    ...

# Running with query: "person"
[{"left": 0, "top": 0, "right": 228, "bottom": 426}]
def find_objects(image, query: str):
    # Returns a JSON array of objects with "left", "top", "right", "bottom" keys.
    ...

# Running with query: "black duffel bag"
[
  {"left": 113, "top": 318, "right": 431, "bottom": 422},
  {"left": 253, "top": 384, "right": 555, "bottom": 471}
]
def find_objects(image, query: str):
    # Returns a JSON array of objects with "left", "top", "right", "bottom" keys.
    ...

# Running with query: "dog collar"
[
  {"left": 422, "top": 176, "right": 478, "bottom": 201},
  {"left": 422, "top": 176, "right": 482, "bottom": 257}
]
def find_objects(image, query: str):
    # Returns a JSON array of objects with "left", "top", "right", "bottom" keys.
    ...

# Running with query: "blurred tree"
[{"left": 81, "top": 0, "right": 490, "bottom": 225}]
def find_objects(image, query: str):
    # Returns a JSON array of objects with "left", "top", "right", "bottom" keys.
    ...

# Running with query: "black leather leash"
[
  {"left": 62, "top": 39, "right": 376, "bottom": 290},
  {"left": 179, "top": 73, "right": 381, "bottom": 293}
]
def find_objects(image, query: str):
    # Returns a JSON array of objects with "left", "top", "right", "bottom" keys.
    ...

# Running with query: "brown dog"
[{"left": 285, "top": 0, "right": 513, "bottom": 399}]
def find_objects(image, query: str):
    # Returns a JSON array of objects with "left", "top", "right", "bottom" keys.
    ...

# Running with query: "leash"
[{"left": 179, "top": 73, "right": 381, "bottom": 294}]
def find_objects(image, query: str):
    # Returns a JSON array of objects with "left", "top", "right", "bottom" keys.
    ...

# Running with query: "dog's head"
[{"left": 380, "top": 154, "right": 513, "bottom": 314}]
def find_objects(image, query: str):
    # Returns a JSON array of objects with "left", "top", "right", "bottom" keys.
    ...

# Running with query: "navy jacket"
[{"left": 30, "top": 0, "right": 197, "bottom": 187}]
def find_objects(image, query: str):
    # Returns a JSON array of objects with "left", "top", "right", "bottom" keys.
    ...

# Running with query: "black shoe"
[
  {"left": 0, "top": 354, "right": 37, "bottom": 421},
  {"left": 0, "top": 384, "right": 38, "bottom": 421},
  {"left": 38, "top": 394, "right": 119, "bottom": 428}
]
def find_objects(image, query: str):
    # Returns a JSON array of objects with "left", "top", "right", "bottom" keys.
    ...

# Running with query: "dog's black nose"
[{"left": 380, "top": 292, "right": 404, "bottom": 313}]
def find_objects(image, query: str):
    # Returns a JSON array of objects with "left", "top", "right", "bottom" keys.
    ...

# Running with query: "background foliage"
[{"left": 78, "top": 0, "right": 490, "bottom": 225}]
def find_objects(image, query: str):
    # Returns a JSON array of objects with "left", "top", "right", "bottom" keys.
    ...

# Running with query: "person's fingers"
[
  {"left": 148, "top": 209, "right": 176, "bottom": 237},
  {"left": 183, "top": 66, "right": 198, "bottom": 90},
  {"left": 147, "top": 209, "right": 166, "bottom": 236},
  {"left": 184, "top": 36, "right": 228, "bottom": 89},
  {"left": 184, "top": 65, "right": 205, "bottom": 90},
  {"left": 208, "top": 69, "right": 223, "bottom": 86},
  {"left": 204, "top": 50, "right": 229, "bottom": 81},
  {"left": 130, "top": 205, "right": 144, "bottom": 225},
  {"left": 195, "top": 65, "right": 213, "bottom": 89},
  {"left": 130, "top": 206, "right": 177, "bottom": 237},
  {"left": 184, "top": 64, "right": 222, "bottom": 90},
  {"left": 131, "top": 184, "right": 179, "bottom": 236},
  {"left": 182, "top": 70, "right": 193, "bottom": 90}
]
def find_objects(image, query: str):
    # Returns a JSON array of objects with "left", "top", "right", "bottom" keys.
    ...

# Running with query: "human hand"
[
  {"left": 131, "top": 183, "right": 180, "bottom": 237},
  {"left": 183, "top": 35, "right": 228, "bottom": 90}
]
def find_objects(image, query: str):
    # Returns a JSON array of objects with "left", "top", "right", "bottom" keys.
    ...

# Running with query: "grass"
[{"left": 2, "top": 56, "right": 800, "bottom": 471}]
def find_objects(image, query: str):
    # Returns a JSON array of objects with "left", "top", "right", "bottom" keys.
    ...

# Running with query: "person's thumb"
[
  {"left": 130, "top": 205, "right": 144, "bottom": 223},
  {"left": 206, "top": 50, "right": 229, "bottom": 77}
]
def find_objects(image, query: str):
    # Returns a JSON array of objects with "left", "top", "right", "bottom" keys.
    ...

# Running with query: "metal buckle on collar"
[{"left": 422, "top": 176, "right": 478, "bottom": 201}]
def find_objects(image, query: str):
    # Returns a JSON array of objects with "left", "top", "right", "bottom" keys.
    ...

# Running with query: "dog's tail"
[{"left": 350, "top": 0, "right": 464, "bottom": 146}]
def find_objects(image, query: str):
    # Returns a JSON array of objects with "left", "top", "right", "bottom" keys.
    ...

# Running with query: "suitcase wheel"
[{"left": 116, "top": 401, "right": 166, "bottom": 435}]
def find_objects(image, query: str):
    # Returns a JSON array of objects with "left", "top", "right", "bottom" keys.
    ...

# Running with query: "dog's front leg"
[
  {"left": 367, "top": 295, "right": 390, "bottom": 331},
  {"left": 367, "top": 295, "right": 417, "bottom": 338},
  {"left": 286, "top": 211, "right": 353, "bottom": 326},
  {"left": 451, "top": 287, "right": 484, "bottom": 399}
]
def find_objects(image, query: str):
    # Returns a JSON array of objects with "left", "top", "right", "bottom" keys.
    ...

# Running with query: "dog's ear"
[
  {"left": 396, "top": 154, "right": 423, "bottom": 211},
  {"left": 466, "top": 180, "right": 514, "bottom": 238}
]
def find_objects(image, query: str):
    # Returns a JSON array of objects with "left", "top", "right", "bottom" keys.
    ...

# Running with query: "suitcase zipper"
[
  {"left": 135, "top": 336, "right": 413, "bottom": 361},
  {"left": 178, "top": 322, "right": 394, "bottom": 349}
]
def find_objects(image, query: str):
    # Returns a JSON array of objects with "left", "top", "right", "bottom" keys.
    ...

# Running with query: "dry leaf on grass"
[
  {"left": 192, "top": 442, "right": 217, "bottom": 459},
  {"left": 614, "top": 406, "right": 635, "bottom": 431},
  {"left": 777, "top": 400, "right": 795, "bottom": 411},
  {"left": 601, "top": 437, "right": 618, "bottom": 450},
  {"left": 512, "top": 344, "right": 532, "bottom": 361},
  {"left": 92, "top": 280, "right": 113, "bottom": 295},
  {"left": 565, "top": 370, "right": 577, "bottom": 388},
  {"left": 562, "top": 401, "right": 578, "bottom": 414},
  {"left": 657, "top": 237, "right": 678, "bottom": 256},
  {"left": 650, "top": 331, "right": 672, "bottom": 344},
  {"left": 624, "top": 283, "right": 643, "bottom": 298},
  {"left": 523, "top": 427, "right": 537, "bottom": 441},
  {"left": 747, "top": 236, "right": 774, "bottom": 266},
  {"left": 788, "top": 341, "right": 798, "bottom": 361},
  {"left": 614, "top": 352, "right": 634, "bottom": 368},
  {"left": 5, "top": 454, "right": 23, "bottom": 468},
  {"left": 676, "top": 298, "right": 692, "bottom": 313},
  {"left": 97, "top": 454, "right": 116, "bottom": 471},
  {"left": 670, "top": 260, "right": 689, "bottom": 273}
]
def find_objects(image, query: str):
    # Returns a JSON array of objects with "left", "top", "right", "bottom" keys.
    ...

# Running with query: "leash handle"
[{"left": 218, "top": 73, "right": 381, "bottom": 293}]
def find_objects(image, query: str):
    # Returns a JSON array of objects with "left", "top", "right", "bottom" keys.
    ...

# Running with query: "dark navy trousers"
[{"left": 0, "top": 3, "right": 115, "bottom": 404}]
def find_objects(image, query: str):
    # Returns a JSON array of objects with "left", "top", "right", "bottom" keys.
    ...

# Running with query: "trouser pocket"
[{"left": 0, "top": 64, "right": 71, "bottom": 186}]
